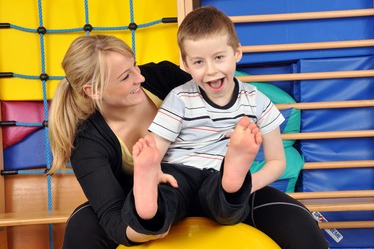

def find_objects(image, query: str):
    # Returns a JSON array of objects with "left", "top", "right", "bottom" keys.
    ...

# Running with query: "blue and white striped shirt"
[{"left": 149, "top": 78, "right": 284, "bottom": 170}]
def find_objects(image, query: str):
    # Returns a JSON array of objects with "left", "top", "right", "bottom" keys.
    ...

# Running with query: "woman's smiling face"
[{"left": 101, "top": 51, "right": 146, "bottom": 109}]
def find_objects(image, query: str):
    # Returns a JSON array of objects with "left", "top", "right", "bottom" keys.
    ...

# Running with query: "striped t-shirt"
[{"left": 149, "top": 78, "right": 284, "bottom": 171}]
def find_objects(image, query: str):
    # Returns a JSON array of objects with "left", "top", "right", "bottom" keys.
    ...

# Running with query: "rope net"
[{"left": 0, "top": 1, "right": 177, "bottom": 248}]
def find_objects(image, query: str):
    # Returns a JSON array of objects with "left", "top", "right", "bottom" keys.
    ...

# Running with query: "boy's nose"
[{"left": 206, "top": 62, "right": 217, "bottom": 75}]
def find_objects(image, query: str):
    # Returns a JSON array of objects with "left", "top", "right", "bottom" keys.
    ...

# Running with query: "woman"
[{"left": 48, "top": 34, "right": 192, "bottom": 248}]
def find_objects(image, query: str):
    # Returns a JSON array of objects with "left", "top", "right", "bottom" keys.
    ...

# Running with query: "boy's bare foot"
[
  {"left": 132, "top": 134, "right": 162, "bottom": 220},
  {"left": 222, "top": 116, "right": 262, "bottom": 193}
]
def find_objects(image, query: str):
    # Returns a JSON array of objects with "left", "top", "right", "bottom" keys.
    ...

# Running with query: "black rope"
[
  {"left": 162, "top": 17, "right": 177, "bottom": 23},
  {"left": 0, "top": 72, "right": 14, "bottom": 78},
  {"left": 0, "top": 23, "right": 11, "bottom": 28},
  {"left": 0, "top": 121, "right": 17, "bottom": 127},
  {"left": 0, "top": 170, "right": 18, "bottom": 175}
]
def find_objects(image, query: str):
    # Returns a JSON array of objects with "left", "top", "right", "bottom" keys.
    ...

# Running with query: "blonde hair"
[
  {"left": 48, "top": 35, "right": 134, "bottom": 174},
  {"left": 177, "top": 6, "right": 240, "bottom": 63}
]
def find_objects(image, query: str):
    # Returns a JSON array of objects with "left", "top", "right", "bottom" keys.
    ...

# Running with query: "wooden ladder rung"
[
  {"left": 305, "top": 202, "right": 374, "bottom": 212},
  {"left": 318, "top": 220, "right": 374, "bottom": 229},
  {"left": 0, "top": 211, "right": 70, "bottom": 227},
  {"left": 242, "top": 39, "right": 374, "bottom": 53},
  {"left": 281, "top": 130, "right": 374, "bottom": 140},
  {"left": 230, "top": 9, "right": 374, "bottom": 23},
  {"left": 276, "top": 100, "right": 374, "bottom": 110},
  {"left": 289, "top": 190, "right": 374, "bottom": 199},
  {"left": 289, "top": 190, "right": 374, "bottom": 212},
  {"left": 1, "top": 210, "right": 373, "bottom": 229},
  {"left": 303, "top": 160, "right": 374, "bottom": 170}
]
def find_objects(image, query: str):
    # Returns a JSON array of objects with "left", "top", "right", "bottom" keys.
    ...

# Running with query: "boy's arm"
[
  {"left": 149, "top": 132, "right": 172, "bottom": 160},
  {"left": 251, "top": 126, "right": 286, "bottom": 193}
]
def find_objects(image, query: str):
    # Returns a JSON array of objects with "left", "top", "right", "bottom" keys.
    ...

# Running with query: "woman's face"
[{"left": 101, "top": 51, "right": 146, "bottom": 109}]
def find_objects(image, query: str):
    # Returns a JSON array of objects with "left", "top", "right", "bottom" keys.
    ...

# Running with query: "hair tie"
[{"left": 65, "top": 76, "right": 72, "bottom": 86}]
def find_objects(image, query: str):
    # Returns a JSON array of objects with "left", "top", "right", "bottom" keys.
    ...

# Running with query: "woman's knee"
[
  {"left": 63, "top": 204, "right": 116, "bottom": 249},
  {"left": 247, "top": 188, "right": 329, "bottom": 249}
]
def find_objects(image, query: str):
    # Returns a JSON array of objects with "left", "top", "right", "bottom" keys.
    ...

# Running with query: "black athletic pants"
[{"left": 62, "top": 164, "right": 329, "bottom": 249}]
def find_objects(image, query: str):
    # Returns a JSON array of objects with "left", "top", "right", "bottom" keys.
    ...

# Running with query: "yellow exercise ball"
[{"left": 117, "top": 217, "right": 280, "bottom": 249}]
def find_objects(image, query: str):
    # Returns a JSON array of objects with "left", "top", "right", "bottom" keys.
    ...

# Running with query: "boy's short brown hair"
[{"left": 177, "top": 6, "right": 240, "bottom": 63}]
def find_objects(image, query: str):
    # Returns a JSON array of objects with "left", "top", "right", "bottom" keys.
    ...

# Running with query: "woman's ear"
[{"left": 83, "top": 84, "right": 101, "bottom": 100}]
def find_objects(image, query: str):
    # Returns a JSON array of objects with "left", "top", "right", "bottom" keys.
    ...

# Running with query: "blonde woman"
[{"left": 49, "top": 34, "right": 191, "bottom": 248}]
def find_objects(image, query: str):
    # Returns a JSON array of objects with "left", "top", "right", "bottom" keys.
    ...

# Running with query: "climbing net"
[{"left": 0, "top": 1, "right": 177, "bottom": 248}]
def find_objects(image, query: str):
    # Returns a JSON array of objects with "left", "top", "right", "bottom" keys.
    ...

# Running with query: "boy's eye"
[
  {"left": 193, "top": 60, "right": 203, "bottom": 65},
  {"left": 216, "top": 55, "right": 224, "bottom": 60}
]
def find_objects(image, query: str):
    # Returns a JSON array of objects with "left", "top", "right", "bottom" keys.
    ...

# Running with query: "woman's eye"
[{"left": 122, "top": 74, "right": 130, "bottom": 81}]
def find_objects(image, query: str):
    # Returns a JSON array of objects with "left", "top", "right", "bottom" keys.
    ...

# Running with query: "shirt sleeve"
[
  {"left": 148, "top": 90, "right": 186, "bottom": 142},
  {"left": 255, "top": 89, "right": 285, "bottom": 135}
]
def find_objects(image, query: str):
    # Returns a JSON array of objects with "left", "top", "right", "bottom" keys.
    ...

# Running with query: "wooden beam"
[
  {"left": 281, "top": 130, "right": 374, "bottom": 140},
  {"left": 318, "top": 220, "right": 374, "bottom": 229},
  {"left": 230, "top": 9, "right": 374, "bottom": 23},
  {"left": 0, "top": 102, "right": 9, "bottom": 248},
  {"left": 276, "top": 100, "right": 374, "bottom": 110},
  {"left": 306, "top": 202, "right": 374, "bottom": 212},
  {"left": 0, "top": 211, "right": 70, "bottom": 227},
  {"left": 1, "top": 210, "right": 373, "bottom": 229},
  {"left": 177, "top": 0, "right": 196, "bottom": 25},
  {"left": 242, "top": 39, "right": 374, "bottom": 53},
  {"left": 303, "top": 160, "right": 374, "bottom": 170},
  {"left": 289, "top": 190, "right": 374, "bottom": 199}
]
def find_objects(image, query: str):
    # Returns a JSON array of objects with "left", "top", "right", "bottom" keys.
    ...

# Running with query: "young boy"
[
  {"left": 133, "top": 4, "right": 284, "bottom": 222},
  {"left": 133, "top": 6, "right": 328, "bottom": 248}
]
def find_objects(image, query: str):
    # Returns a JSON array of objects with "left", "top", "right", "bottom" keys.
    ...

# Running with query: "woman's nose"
[{"left": 134, "top": 69, "right": 145, "bottom": 84}]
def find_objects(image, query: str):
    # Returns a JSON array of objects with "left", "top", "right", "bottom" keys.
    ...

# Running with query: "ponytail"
[{"left": 48, "top": 78, "right": 94, "bottom": 174}]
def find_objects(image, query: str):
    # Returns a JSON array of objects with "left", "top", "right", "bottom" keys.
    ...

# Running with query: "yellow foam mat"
[{"left": 0, "top": 0, "right": 180, "bottom": 100}]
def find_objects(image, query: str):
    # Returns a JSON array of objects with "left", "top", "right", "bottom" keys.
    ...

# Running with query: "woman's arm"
[
  {"left": 71, "top": 115, "right": 136, "bottom": 245},
  {"left": 140, "top": 61, "right": 191, "bottom": 100}
]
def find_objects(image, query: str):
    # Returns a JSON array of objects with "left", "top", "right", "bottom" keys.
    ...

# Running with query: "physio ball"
[{"left": 117, "top": 217, "right": 280, "bottom": 248}]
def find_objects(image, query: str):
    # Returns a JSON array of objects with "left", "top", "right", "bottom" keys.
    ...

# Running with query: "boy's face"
[{"left": 183, "top": 34, "right": 242, "bottom": 106}]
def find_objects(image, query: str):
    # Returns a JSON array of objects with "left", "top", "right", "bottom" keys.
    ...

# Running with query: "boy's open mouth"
[{"left": 207, "top": 78, "right": 224, "bottom": 90}]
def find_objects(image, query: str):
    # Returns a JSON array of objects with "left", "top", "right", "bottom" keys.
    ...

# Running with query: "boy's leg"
[
  {"left": 122, "top": 164, "right": 200, "bottom": 235},
  {"left": 132, "top": 135, "right": 163, "bottom": 220},
  {"left": 197, "top": 117, "right": 260, "bottom": 225},
  {"left": 244, "top": 186, "right": 329, "bottom": 249},
  {"left": 222, "top": 116, "right": 262, "bottom": 193},
  {"left": 198, "top": 167, "right": 252, "bottom": 225}
]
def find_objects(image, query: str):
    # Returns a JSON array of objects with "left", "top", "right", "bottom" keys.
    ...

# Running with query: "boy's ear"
[
  {"left": 83, "top": 84, "right": 101, "bottom": 100},
  {"left": 235, "top": 44, "right": 243, "bottom": 62},
  {"left": 181, "top": 59, "right": 190, "bottom": 73}
]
